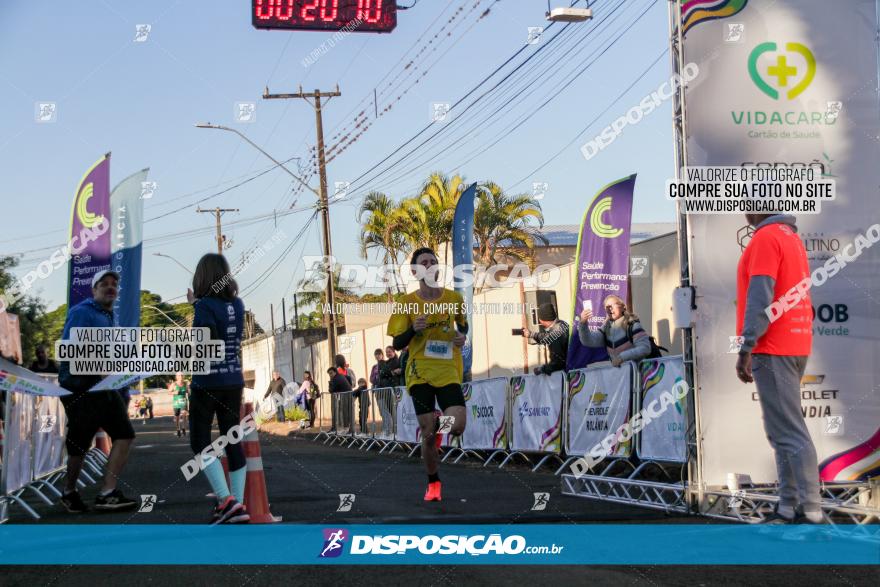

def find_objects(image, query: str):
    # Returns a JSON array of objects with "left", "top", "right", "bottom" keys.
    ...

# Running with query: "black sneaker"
[
  {"left": 211, "top": 496, "right": 250, "bottom": 525},
  {"left": 176, "top": 429, "right": 181, "bottom": 437},
  {"left": 61, "top": 490, "right": 88, "bottom": 513},
  {"left": 94, "top": 489, "right": 138, "bottom": 511}
]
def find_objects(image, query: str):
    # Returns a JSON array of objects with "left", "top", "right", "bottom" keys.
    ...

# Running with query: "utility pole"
[
  {"left": 263, "top": 85, "right": 341, "bottom": 360},
  {"left": 196, "top": 207, "right": 239, "bottom": 254}
]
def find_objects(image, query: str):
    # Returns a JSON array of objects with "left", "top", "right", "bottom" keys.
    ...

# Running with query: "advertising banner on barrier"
[
  {"left": 393, "top": 386, "right": 422, "bottom": 444},
  {"left": 637, "top": 357, "right": 687, "bottom": 463},
  {"left": 509, "top": 371, "right": 564, "bottom": 453},
  {"left": 0, "top": 392, "right": 34, "bottom": 494},
  {"left": 460, "top": 377, "right": 508, "bottom": 450},
  {"left": 0, "top": 358, "right": 70, "bottom": 397},
  {"left": 32, "top": 395, "right": 66, "bottom": 479},
  {"left": 372, "top": 387, "right": 396, "bottom": 441},
  {"left": 681, "top": 0, "right": 880, "bottom": 484},
  {"left": 565, "top": 365, "right": 632, "bottom": 458}
]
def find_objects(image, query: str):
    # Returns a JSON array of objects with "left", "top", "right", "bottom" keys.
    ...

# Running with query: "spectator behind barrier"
[
  {"left": 577, "top": 294, "right": 651, "bottom": 368},
  {"left": 378, "top": 345, "right": 401, "bottom": 388},
  {"left": 369, "top": 348, "right": 384, "bottom": 388},
  {"left": 521, "top": 302, "right": 570, "bottom": 375}
]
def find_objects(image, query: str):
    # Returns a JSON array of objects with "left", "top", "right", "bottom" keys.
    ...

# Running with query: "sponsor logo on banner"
[
  {"left": 518, "top": 401, "right": 551, "bottom": 424},
  {"left": 747, "top": 42, "right": 816, "bottom": 100},
  {"left": 680, "top": 0, "right": 750, "bottom": 36},
  {"left": 319, "top": 529, "right": 348, "bottom": 558},
  {"left": 471, "top": 405, "right": 494, "bottom": 419},
  {"left": 731, "top": 41, "right": 836, "bottom": 140}
]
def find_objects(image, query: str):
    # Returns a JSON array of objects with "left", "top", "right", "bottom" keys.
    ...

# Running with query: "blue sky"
[{"left": 0, "top": 0, "right": 676, "bottom": 327}]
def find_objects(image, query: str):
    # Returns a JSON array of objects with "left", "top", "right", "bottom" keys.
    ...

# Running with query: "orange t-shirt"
[{"left": 736, "top": 222, "right": 812, "bottom": 355}]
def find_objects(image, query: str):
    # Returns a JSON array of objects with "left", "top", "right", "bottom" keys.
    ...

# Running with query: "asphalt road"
[{"left": 2, "top": 417, "right": 877, "bottom": 585}]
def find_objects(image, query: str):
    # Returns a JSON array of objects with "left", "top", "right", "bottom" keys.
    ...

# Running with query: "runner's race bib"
[{"left": 424, "top": 339, "right": 452, "bottom": 359}]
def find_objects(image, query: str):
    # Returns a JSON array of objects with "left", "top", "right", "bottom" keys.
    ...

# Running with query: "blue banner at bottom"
[{"left": 0, "top": 525, "right": 877, "bottom": 565}]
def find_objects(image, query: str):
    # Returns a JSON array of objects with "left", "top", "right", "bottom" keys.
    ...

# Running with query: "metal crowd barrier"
[
  {"left": 1, "top": 386, "right": 107, "bottom": 522},
  {"left": 309, "top": 358, "right": 689, "bottom": 483}
]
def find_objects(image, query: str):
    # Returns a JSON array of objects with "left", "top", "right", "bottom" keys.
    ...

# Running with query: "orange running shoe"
[{"left": 424, "top": 481, "right": 442, "bottom": 502}]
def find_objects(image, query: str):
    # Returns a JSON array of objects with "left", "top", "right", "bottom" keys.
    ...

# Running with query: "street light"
[
  {"left": 546, "top": 1, "right": 593, "bottom": 22},
  {"left": 153, "top": 252, "right": 193, "bottom": 274},
  {"left": 143, "top": 305, "right": 187, "bottom": 328},
  {"left": 196, "top": 120, "right": 339, "bottom": 359},
  {"left": 195, "top": 123, "right": 319, "bottom": 198}
]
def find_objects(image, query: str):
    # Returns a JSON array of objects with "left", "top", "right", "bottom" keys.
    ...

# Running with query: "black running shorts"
[
  {"left": 409, "top": 383, "right": 465, "bottom": 415},
  {"left": 60, "top": 391, "right": 135, "bottom": 456}
]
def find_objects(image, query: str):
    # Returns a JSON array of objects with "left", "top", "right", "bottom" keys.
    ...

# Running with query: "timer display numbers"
[{"left": 252, "top": 0, "right": 397, "bottom": 32}]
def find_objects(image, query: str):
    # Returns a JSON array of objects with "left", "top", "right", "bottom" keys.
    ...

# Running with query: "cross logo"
[
  {"left": 531, "top": 492, "right": 549, "bottom": 511},
  {"left": 337, "top": 493, "right": 355, "bottom": 512},
  {"left": 748, "top": 42, "right": 816, "bottom": 100}
]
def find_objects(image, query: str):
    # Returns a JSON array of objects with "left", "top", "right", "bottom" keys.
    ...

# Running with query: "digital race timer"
[{"left": 252, "top": 0, "right": 397, "bottom": 33}]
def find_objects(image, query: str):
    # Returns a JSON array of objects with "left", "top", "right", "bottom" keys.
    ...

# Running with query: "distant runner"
[
  {"left": 171, "top": 372, "right": 189, "bottom": 437},
  {"left": 387, "top": 247, "right": 468, "bottom": 502}
]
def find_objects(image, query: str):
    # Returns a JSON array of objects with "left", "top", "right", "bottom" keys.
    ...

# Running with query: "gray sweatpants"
[{"left": 752, "top": 353, "right": 820, "bottom": 513}]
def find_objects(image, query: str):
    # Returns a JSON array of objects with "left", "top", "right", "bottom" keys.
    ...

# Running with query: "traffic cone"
[
  {"left": 241, "top": 402, "right": 280, "bottom": 523},
  {"left": 95, "top": 429, "right": 111, "bottom": 456}
]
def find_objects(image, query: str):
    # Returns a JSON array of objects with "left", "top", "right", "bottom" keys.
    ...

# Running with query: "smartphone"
[
  {"left": 582, "top": 300, "right": 593, "bottom": 313},
  {"left": 511, "top": 328, "right": 524, "bottom": 336}
]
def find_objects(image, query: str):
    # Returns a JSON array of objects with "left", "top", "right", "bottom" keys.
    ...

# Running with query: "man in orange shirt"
[{"left": 735, "top": 213, "right": 821, "bottom": 524}]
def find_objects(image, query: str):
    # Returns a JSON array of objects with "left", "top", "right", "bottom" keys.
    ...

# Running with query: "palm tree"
[
  {"left": 473, "top": 181, "right": 547, "bottom": 271},
  {"left": 294, "top": 264, "right": 359, "bottom": 327},
  {"left": 386, "top": 172, "right": 465, "bottom": 260},
  {"left": 357, "top": 191, "right": 407, "bottom": 295}
]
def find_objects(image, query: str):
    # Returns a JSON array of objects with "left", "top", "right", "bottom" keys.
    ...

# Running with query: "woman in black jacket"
[{"left": 187, "top": 253, "right": 249, "bottom": 524}]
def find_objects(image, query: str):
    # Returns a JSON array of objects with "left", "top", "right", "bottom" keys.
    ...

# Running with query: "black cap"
[{"left": 537, "top": 302, "right": 557, "bottom": 321}]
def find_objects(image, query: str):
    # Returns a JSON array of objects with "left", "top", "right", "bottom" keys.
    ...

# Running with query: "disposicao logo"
[
  {"left": 319, "top": 528, "right": 348, "bottom": 558},
  {"left": 748, "top": 42, "right": 816, "bottom": 100}
]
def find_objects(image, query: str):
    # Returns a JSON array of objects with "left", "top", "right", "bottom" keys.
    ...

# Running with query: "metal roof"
[{"left": 491, "top": 223, "right": 677, "bottom": 248}]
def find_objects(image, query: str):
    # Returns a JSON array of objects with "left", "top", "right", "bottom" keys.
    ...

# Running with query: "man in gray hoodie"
[{"left": 735, "top": 213, "right": 821, "bottom": 524}]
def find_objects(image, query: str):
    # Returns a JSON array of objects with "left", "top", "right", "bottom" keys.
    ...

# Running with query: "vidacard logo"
[
  {"left": 319, "top": 528, "right": 348, "bottom": 558},
  {"left": 748, "top": 42, "right": 816, "bottom": 100},
  {"left": 732, "top": 42, "right": 832, "bottom": 131}
]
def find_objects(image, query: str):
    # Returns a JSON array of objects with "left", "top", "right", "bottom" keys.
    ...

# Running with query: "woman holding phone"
[
  {"left": 187, "top": 253, "right": 249, "bottom": 524},
  {"left": 577, "top": 294, "right": 651, "bottom": 367}
]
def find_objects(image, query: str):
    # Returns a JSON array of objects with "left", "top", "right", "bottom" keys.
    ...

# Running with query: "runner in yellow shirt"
[{"left": 387, "top": 247, "right": 468, "bottom": 502}]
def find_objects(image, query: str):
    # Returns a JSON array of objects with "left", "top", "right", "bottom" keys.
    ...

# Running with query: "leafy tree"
[
  {"left": 0, "top": 256, "right": 48, "bottom": 365},
  {"left": 140, "top": 290, "right": 189, "bottom": 327}
]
